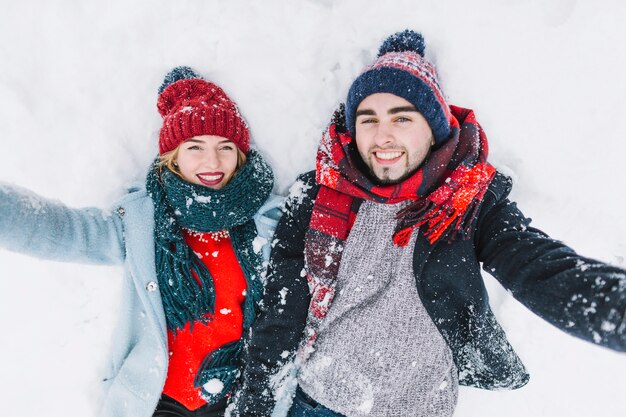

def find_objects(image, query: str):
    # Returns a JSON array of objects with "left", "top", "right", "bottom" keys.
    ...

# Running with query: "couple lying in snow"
[{"left": 1, "top": 30, "right": 624, "bottom": 417}]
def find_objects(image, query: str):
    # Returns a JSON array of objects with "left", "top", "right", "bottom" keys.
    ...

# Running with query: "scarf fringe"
[
  {"left": 393, "top": 163, "right": 496, "bottom": 245},
  {"left": 230, "top": 224, "right": 265, "bottom": 329},
  {"left": 194, "top": 340, "right": 243, "bottom": 402},
  {"left": 156, "top": 241, "right": 217, "bottom": 332}
]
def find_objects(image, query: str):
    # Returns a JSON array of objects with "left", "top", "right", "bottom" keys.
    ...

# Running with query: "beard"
[
  {"left": 366, "top": 164, "right": 420, "bottom": 185},
  {"left": 359, "top": 148, "right": 427, "bottom": 185}
]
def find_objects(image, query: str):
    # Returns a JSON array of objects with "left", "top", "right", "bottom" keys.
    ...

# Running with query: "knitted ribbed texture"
[
  {"left": 145, "top": 149, "right": 272, "bottom": 333},
  {"left": 157, "top": 67, "right": 250, "bottom": 155},
  {"left": 299, "top": 201, "right": 458, "bottom": 417}
]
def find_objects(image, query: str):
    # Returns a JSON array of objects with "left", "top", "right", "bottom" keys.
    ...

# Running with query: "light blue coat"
[{"left": 0, "top": 182, "right": 283, "bottom": 417}]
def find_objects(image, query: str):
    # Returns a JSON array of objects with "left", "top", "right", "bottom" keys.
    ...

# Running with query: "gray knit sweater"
[{"left": 298, "top": 200, "right": 458, "bottom": 417}]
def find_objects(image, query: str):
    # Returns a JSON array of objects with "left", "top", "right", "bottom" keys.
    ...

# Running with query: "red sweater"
[{"left": 162, "top": 229, "right": 247, "bottom": 410}]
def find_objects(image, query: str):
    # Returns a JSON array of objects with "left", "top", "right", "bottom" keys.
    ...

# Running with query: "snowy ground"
[{"left": 1, "top": 1, "right": 625, "bottom": 416}]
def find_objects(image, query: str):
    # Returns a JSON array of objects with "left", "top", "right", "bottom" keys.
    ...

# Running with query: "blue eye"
[
  {"left": 220, "top": 145, "right": 234, "bottom": 151},
  {"left": 187, "top": 145, "right": 201, "bottom": 150}
]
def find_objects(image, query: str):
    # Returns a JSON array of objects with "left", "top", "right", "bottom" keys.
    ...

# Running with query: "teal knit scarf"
[{"left": 146, "top": 149, "right": 274, "bottom": 402}]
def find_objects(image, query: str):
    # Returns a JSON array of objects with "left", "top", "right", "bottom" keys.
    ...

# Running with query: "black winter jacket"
[{"left": 234, "top": 170, "right": 626, "bottom": 416}]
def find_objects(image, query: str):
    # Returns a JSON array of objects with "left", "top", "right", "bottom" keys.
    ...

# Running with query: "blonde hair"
[{"left": 158, "top": 145, "right": 247, "bottom": 179}]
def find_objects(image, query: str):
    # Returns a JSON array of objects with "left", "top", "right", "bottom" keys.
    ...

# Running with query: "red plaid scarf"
[{"left": 297, "top": 105, "right": 495, "bottom": 361}]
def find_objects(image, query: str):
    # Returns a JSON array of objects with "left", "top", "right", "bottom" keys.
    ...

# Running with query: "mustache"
[{"left": 367, "top": 146, "right": 407, "bottom": 154}]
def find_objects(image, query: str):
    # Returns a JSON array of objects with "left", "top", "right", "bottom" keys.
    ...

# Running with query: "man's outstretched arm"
[{"left": 476, "top": 173, "right": 626, "bottom": 351}]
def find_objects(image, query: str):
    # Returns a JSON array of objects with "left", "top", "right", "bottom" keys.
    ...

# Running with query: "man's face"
[{"left": 355, "top": 93, "right": 434, "bottom": 184}]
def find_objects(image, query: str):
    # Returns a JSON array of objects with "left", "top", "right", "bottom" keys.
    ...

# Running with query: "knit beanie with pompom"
[
  {"left": 157, "top": 66, "right": 250, "bottom": 155},
  {"left": 345, "top": 30, "right": 453, "bottom": 146}
]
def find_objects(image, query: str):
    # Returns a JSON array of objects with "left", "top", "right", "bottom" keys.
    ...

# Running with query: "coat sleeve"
[
  {"left": 233, "top": 172, "right": 317, "bottom": 417},
  {"left": 475, "top": 173, "right": 626, "bottom": 352},
  {"left": 0, "top": 182, "right": 125, "bottom": 265},
  {"left": 253, "top": 193, "right": 285, "bottom": 263}
]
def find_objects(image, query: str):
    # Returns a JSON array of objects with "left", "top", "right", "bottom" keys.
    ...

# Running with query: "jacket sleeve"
[
  {"left": 253, "top": 194, "right": 285, "bottom": 263},
  {"left": 475, "top": 173, "right": 626, "bottom": 351},
  {"left": 233, "top": 172, "right": 317, "bottom": 417},
  {"left": 0, "top": 182, "right": 125, "bottom": 265}
]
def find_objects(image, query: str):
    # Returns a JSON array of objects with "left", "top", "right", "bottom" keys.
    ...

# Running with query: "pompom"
[
  {"left": 158, "top": 66, "right": 201, "bottom": 94},
  {"left": 377, "top": 30, "right": 425, "bottom": 57}
]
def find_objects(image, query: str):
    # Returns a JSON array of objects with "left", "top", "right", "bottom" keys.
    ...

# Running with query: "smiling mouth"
[
  {"left": 373, "top": 150, "right": 404, "bottom": 164},
  {"left": 197, "top": 172, "right": 224, "bottom": 187}
]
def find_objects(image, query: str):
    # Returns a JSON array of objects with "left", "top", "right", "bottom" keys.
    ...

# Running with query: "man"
[{"left": 232, "top": 30, "right": 626, "bottom": 417}]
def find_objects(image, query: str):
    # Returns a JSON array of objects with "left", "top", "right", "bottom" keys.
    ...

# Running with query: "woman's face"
[{"left": 175, "top": 135, "right": 239, "bottom": 189}]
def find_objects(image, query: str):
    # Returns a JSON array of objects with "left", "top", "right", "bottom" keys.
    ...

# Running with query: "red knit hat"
[{"left": 157, "top": 67, "right": 250, "bottom": 155}]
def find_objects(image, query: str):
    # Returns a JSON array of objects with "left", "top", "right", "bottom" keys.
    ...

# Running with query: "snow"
[
  {"left": 253, "top": 235, "right": 268, "bottom": 254},
  {"left": 279, "top": 287, "right": 290, "bottom": 306},
  {"left": 287, "top": 179, "right": 312, "bottom": 206},
  {"left": 203, "top": 378, "right": 225, "bottom": 395},
  {"left": 0, "top": 1, "right": 625, "bottom": 417},
  {"left": 195, "top": 194, "right": 212, "bottom": 204}
]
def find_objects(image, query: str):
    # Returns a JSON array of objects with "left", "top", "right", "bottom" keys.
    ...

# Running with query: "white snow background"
[{"left": 1, "top": 1, "right": 625, "bottom": 416}]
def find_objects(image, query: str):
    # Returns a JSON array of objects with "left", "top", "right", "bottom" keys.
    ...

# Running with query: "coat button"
[
  {"left": 116, "top": 207, "right": 126, "bottom": 217},
  {"left": 146, "top": 281, "right": 158, "bottom": 292}
]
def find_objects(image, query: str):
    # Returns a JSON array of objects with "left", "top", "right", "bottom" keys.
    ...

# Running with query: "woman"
[{"left": 0, "top": 66, "right": 282, "bottom": 417}]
